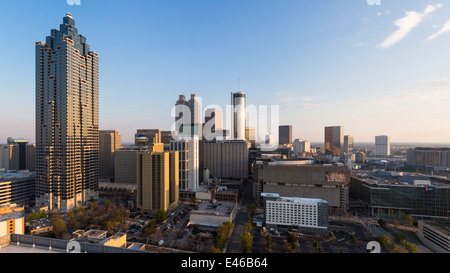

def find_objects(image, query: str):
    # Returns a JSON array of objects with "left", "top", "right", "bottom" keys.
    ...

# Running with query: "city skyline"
[{"left": 2, "top": 1, "right": 450, "bottom": 144}]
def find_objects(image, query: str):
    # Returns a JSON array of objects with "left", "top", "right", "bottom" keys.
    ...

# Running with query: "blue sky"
[{"left": 1, "top": 0, "right": 450, "bottom": 143}]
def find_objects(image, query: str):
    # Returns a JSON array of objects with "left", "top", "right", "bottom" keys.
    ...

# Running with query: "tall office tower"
[
  {"left": 231, "top": 92, "right": 246, "bottom": 140},
  {"left": 344, "top": 135, "right": 354, "bottom": 154},
  {"left": 279, "top": 125, "right": 292, "bottom": 145},
  {"left": 35, "top": 14, "right": 99, "bottom": 212},
  {"left": 375, "top": 135, "right": 390, "bottom": 157},
  {"left": 99, "top": 130, "right": 121, "bottom": 181},
  {"left": 161, "top": 130, "right": 176, "bottom": 144},
  {"left": 293, "top": 139, "right": 311, "bottom": 155},
  {"left": 26, "top": 144, "right": 36, "bottom": 172},
  {"left": 170, "top": 136, "right": 199, "bottom": 190},
  {"left": 7, "top": 138, "right": 29, "bottom": 170},
  {"left": 175, "top": 94, "right": 201, "bottom": 137},
  {"left": 135, "top": 129, "right": 161, "bottom": 145},
  {"left": 245, "top": 127, "right": 256, "bottom": 148},
  {"left": 136, "top": 150, "right": 179, "bottom": 212},
  {"left": 324, "top": 126, "right": 344, "bottom": 156}
]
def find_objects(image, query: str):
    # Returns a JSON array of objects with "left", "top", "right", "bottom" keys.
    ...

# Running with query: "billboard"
[{"left": 325, "top": 171, "right": 347, "bottom": 182}]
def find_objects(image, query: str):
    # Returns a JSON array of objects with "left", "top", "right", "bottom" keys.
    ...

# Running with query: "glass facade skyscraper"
[{"left": 35, "top": 14, "right": 99, "bottom": 212}]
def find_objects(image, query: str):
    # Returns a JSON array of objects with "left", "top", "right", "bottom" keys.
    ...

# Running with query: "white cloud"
[
  {"left": 427, "top": 20, "right": 450, "bottom": 40},
  {"left": 377, "top": 3, "right": 442, "bottom": 49}
]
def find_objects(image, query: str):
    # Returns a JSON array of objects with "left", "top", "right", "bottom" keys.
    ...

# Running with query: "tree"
[
  {"left": 287, "top": 233, "right": 297, "bottom": 252},
  {"left": 377, "top": 218, "right": 386, "bottom": 228},
  {"left": 192, "top": 225, "right": 200, "bottom": 235},
  {"left": 142, "top": 220, "right": 157, "bottom": 237},
  {"left": 104, "top": 199, "right": 112, "bottom": 208},
  {"left": 52, "top": 217, "right": 67, "bottom": 238},
  {"left": 156, "top": 209, "right": 167, "bottom": 222},
  {"left": 405, "top": 214, "right": 414, "bottom": 226},
  {"left": 266, "top": 235, "right": 272, "bottom": 253},
  {"left": 376, "top": 235, "right": 393, "bottom": 250},
  {"left": 240, "top": 232, "right": 253, "bottom": 253},
  {"left": 392, "top": 232, "right": 406, "bottom": 243}
]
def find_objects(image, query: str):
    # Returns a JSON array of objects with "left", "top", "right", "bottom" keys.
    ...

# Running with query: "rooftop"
[
  {"left": 191, "top": 201, "right": 236, "bottom": 216},
  {"left": 353, "top": 170, "right": 450, "bottom": 188}
]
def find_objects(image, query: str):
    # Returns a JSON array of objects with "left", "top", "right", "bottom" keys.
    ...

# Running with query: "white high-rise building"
[
  {"left": 293, "top": 139, "right": 311, "bottom": 155},
  {"left": 375, "top": 135, "right": 390, "bottom": 157},
  {"left": 170, "top": 136, "right": 199, "bottom": 190},
  {"left": 231, "top": 92, "right": 246, "bottom": 140}
]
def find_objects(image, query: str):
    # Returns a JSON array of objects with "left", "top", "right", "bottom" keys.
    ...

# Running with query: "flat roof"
[
  {"left": 191, "top": 201, "right": 236, "bottom": 216},
  {"left": 353, "top": 171, "right": 450, "bottom": 188},
  {"left": 0, "top": 245, "right": 63, "bottom": 253}
]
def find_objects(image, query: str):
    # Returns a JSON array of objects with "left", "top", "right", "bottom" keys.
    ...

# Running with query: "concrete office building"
[
  {"left": 324, "top": 126, "right": 344, "bottom": 156},
  {"left": 0, "top": 144, "right": 18, "bottom": 171},
  {"left": 344, "top": 135, "right": 354, "bottom": 154},
  {"left": 231, "top": 92, "right": 246, "bottom": 140},
  {"left": 262, "top": 193, "right": 328, "bottom": 234},
  {"left": 114, "top": 148, "right": 139, "bottom": 185},
  {"left": 6, "top": 138, "right": 29, "bottom": 171},
  {"left": 203, "top": 140, "right": 249, "bottom": 180},
  {"left": 0, "top": 205, "right": 24, "bottom": 237},
  {"left": 406, "top": 147, "right": 450, "bottom": 171},
  {"left": 35, "top": 14, "right": 99, "bottom": 212},
  {"left": 293, "top": 139, "right": 310, "bottom": 156},
  {"left": 99, "top": 130, "right": 121, "bottom": 181},
  {"left": 0, "top": 171, "right": 36, "bottom": 207},
  {"left": 279, "top": 125, "right": 292, "bottom": 145},
  {"left": 375, "top": 135, "right": 390, "bottom": 157},
  {"left": 253, "top": 159, "right": 350, "bottom": 211},
  {"left": 136, "top": 149, "right": 179, "bottom": 212},
  {"left": 170, "top": 136, "right": 199, "bottom": 191}
]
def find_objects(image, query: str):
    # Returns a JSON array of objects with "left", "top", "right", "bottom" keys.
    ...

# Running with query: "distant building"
[
  {"left": 135, "top": 129, "right": 161, "bottom": 145},
  {"left": 293, "top": 139, "right": 310, "bottom": 155},
  {"left": 279, "top": 125, "right": 292, "bottom": 145},
  {"left": 355, "top": 152, "right": 366, "bottom": 163},
  {"left": 262, "top": 193, "right": 328, "bottom": 234},
  {"left": 344, "top": 135, "right": 354, "bottom": 154},
  {"left": 99, "top": 130, "right": 121, "bottom": 181},
  {"left": 0, "top": 171, "right": 35, "bottom": 207},
  {"left": 203, "top": 140, "right": 248, "bottom": 180},
  {"left": 175, "top": 94, "right": 202, "bottom": 137},
  {"left": 6, "top": 138, "right": 29, "bottom": 171},
  {"left": 245, "top": 127, "right": 256, "bottom": 148},
  {"left": 114, "top": 148, "right": 139, "bottom": 185},
  {"left": 210, "top": 186, "right": 239, "bottom": 204},
  {"left": 0, "top": 204, "right": 24, "bottom": 237},
  {"left": 253, "top": 159, "right": 349, "bottom": 212},
  {"left": 406, "top": 147, "right": 450, "bottom": 171},
  {"left": 231, "top": 92, "right": 246, "bottom": 140},
  {"left": 324, "top": 126, "right": 343, "bottom": 156},
  {"left": 375, "top": 135, "right": 390, "bottom": 157}
]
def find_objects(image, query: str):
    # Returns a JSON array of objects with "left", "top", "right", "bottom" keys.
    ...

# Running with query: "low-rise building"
[
  {"left": 262, "top": 193, "right": 328, "bottom": 234},
  {"left": 0, "top": 204, "right": 24, "bottom": 236},
  {"left": 417, "top": 220, "right": 450, "bottom": 253},
  {"left": 189, "top": 200, "right": 236, "bottom": 228}
]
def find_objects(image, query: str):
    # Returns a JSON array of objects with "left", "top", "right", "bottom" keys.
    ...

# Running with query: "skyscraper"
[
  {"left": 324, "top": 126, "right": 343, "bottom": 156},
  {"left": 35, "top": 14, "right": 99, "bottom": 212},
  {"left": 279, "top": 125, "right": 292, "bottom": 145},
  {"left": 375, "top": 135, "right": 390, "bottom": 157},
  {"left": 99, "top": 130, "right": 121, "bottom": 181},
  {"left": 344, "top": 135, "right": 354, "bottom": 154},
  {"left": 170, "top": 136, "right": 199, "bottom": 190},
  {"left": 231, "top": 92, "right": 246, "bottom": 140},
  {"left": 175, "top": 94, "right": 201, "bottom": 137}
]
